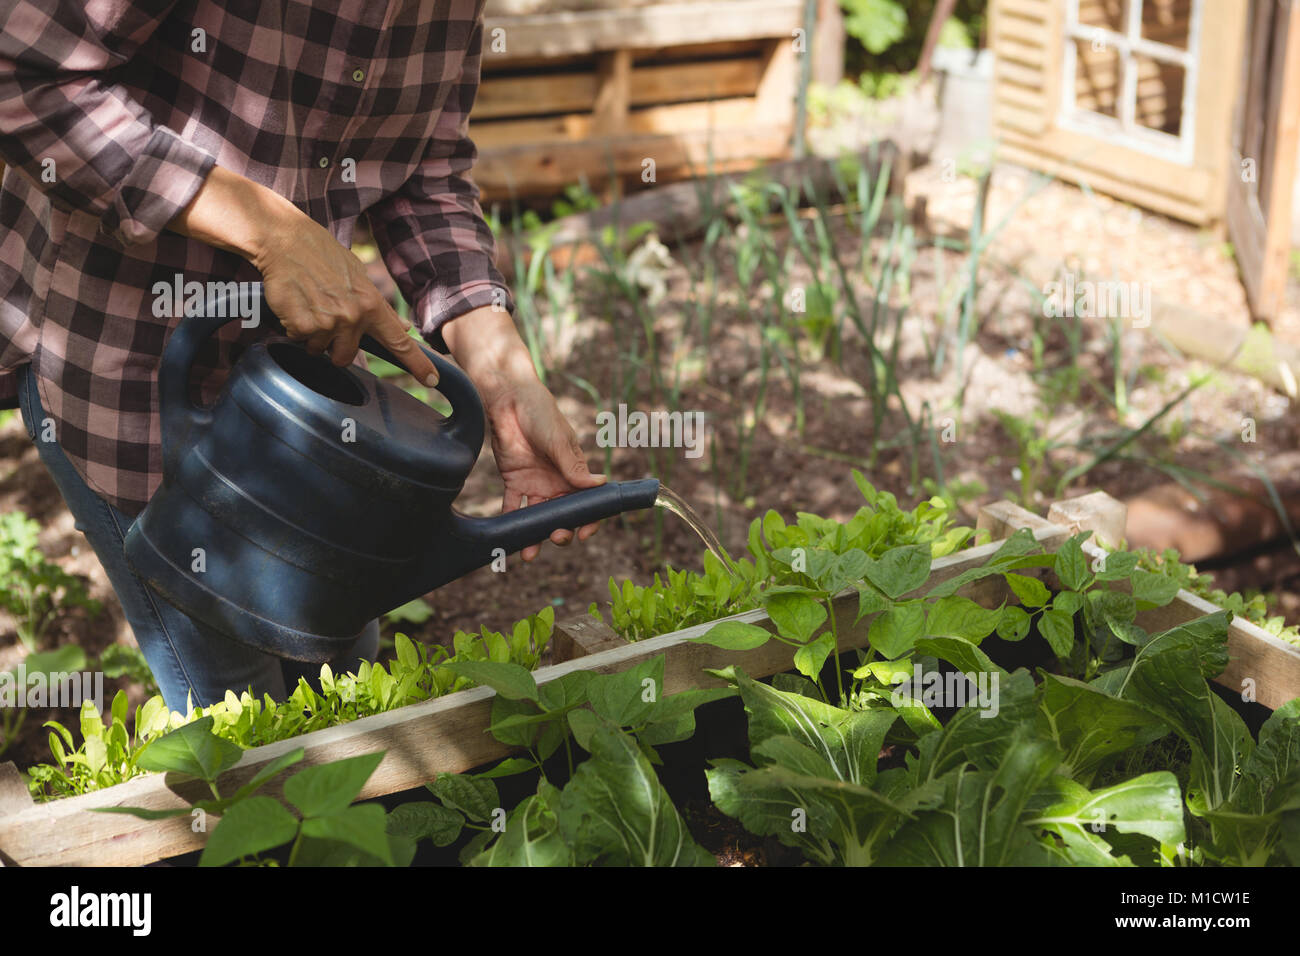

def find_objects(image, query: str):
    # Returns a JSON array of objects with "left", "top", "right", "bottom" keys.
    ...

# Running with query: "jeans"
[{"left": 15, "top": 364, "right": 379, "bottom": 712}]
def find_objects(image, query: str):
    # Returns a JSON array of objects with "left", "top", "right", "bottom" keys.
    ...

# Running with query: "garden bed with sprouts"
[{"left": 2, "top": 483, "right": 1299, "bottom": 867}]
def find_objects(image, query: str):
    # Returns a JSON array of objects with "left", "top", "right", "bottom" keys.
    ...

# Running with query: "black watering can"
[{"left": 123, "top": 295, "right": 659, "bottom": 661}]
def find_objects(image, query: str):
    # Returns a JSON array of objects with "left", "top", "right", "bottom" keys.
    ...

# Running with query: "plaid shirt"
[{"left": 0, "top": 0, "right": 511, "bottom": 514}]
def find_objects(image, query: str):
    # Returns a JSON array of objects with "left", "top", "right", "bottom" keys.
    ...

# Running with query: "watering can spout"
[{"left": 414, "top": 477, "right": 661, "bottom": 592}]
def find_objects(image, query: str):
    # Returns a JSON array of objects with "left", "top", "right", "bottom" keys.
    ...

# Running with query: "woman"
[{"left": 0, "top": 0, "right": 602, "bottom": 711}]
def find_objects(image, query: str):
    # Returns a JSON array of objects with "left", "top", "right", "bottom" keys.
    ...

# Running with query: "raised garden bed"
[{"left": 2, "top": 489, "right": 1298, "bottom": 866}]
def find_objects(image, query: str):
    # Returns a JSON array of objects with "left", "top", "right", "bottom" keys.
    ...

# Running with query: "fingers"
[
  {"left": 369, "top": 300, "right": 439, "bottom": 387},
  {"left": 548, "top": 428, "right": 606, "bottom": 490},
  {"left": 329, "top": 323, "right": 365, "bottom": 368}
]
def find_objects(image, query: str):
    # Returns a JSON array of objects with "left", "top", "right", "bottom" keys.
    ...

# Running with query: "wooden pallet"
[
  {"left": 472, "top": 1, "right": 809, "bottom": 198},
  {"left": 3, "top": 492, "right": 1298, "bottom": 866}
]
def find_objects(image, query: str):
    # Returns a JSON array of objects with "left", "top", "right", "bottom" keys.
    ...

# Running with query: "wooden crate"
[
  {"left": 472, "top": 0, "right": 809, "bottom": 198},
  {"left": 3, "top": 492, "right": 1298, "bottom": 866}
]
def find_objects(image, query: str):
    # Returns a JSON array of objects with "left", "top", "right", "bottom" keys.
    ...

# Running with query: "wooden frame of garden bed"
[{"left": 2, "top": 491, "right": 1298, "bottom": 866}]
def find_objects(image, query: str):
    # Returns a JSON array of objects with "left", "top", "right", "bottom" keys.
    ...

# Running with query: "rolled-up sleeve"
[
  {"left": 0, "top": 0, "right": 216, "bottom": 247},
  {"left": 365, "top": 6, "right": 513, "bottom": 353}
]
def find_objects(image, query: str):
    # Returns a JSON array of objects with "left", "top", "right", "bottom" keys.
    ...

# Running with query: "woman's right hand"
[{"left": 168, "top": 165, "right": 438, "bottom": 385}]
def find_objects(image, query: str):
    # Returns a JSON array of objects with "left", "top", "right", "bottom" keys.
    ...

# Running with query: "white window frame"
[{"left": 1059, "top": 0, "right": 1202, "bottom": 165}]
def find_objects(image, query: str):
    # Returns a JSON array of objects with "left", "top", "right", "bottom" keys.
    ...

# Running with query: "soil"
[{"left": 3, "top": 130, "right": 1298, "bottom": 773}]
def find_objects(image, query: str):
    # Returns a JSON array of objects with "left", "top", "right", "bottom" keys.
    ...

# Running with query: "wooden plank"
[
  {"left": 592, "top": 49, "right": 632, "bottom": 135},
  {"left": 472, "top": 96, "right": 761, "bottom": 149},
  {"left": 994, "top": 14, "right": 1050, "bottom": 49},
  {"left": 479, "top": 57, "right": 765, "bottom": 119},
  {"left": 996, "top": 0, "right": 1051, "bottom": 23},
  {"left": 813, "top": 0, "right": 845, "bottom": 87},
  {"left": 552, "top": 617, "right": 626, "bottom": 662},
  {"left": 1136, "top": 589, "right": 1300, "bottom": 712},
  {"left": 0, "top": 518, "right": 1067, "bottom": 867},
  {"left": 0, "top": 762, "right": 32, "bottom": 814},
  {"left": 1045, "top": 489, "right": 1300, "bottom": 713},
  {"left": 478, "top": 71, "right": 597, "bottom": 119},
  {"left": 994, "top": 101, "right": 1049, "bottom": 135},
  {"left": 977, "top": 499, "right": 1058, "bottom": 540},
  {"left": 995, "top": 136, "right": 1211, "bottom": 223},
  {"left": 1255, "top": 0, "right": 1300, "bottom": 318},
  {"left": 997, "top": 35, "right": 1047, "bottom": 69},
  {"left": 994, "top": 80, "right": 1046, "bottom": 111},
  {"left": 476, "top": 121, "right": 790, "bottom": 197},
  {"left": 994, "top": 57, "right": 1046, "bottom": 90},
  {"left": 1048, "top": 492, "right": 1128, "bottom": 549},
  {"left": 483, "top": 1, "right": 805, "bottom": 58},
  {"left": 755, "top": 36, "right": 797, "bottom": 124}
]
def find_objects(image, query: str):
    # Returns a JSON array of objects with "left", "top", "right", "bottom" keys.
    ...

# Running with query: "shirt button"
[
  {"left": 317, "top": 157, "right": 330, "bottom": 168},
  {"left": 352, "top": 68, "right": 365, "bottom": 83}
]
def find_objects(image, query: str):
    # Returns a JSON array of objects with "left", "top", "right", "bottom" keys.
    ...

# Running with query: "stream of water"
[{"left": 654, "top": 484, "right": 737, "bottom": 571}]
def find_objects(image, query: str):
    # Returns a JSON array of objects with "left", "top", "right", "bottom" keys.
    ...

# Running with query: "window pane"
[
  {"left": 1133, "top": 55, "right": 1185, "bottom": 134},
  {"left": 1078, "top": 0, "right": 1127, "bottom": 33},
  {"left": 1141, "top": 0, "right": 1192, "bottom": 50},
  {"left": 1073, "top": 37, "right": 1122, "bottom": 118}
]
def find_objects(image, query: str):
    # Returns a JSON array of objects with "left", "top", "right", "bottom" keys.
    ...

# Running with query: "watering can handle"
[{"left": 159, "top": 293, "right": 485, "bottom": 472}]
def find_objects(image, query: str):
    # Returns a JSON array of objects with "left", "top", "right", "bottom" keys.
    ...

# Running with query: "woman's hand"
[
  {"left": 168, "top": 165, "right": 438, "bottom": 385},
  {"left": 444, "top": 307, "right": 605, "bottom": 561}
]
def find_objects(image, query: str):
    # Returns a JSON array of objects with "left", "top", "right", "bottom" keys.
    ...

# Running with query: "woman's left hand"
[{"left": 442, "top": 306, "right": 605, "bottom": 562}]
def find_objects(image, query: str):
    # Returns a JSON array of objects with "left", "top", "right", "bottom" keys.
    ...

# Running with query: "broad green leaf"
[
  {"left": 855, "top": 586, "right": 887, "bottom": 624},
  {"left": 468, "top": 784, "right": 575, "bottom": 867},
  {"left": 283, "top": 752, "right": 384, "bottom": 819},
  {"left": 1054, "top": 534, "right": 1092, "bottom": 591},
  {"left": 386, "top": 801, "right": 464, "bottom": 847},
  {"left": 135, "top": 716, "right": 243, "bottom": 782},
  {"left": 914, "top": 636, "right": 1008, "bottom": 681},
  {"left": 300, "top": 804, "right": 394, "bottom": 865},
  {"left": 586, "top": 655, "right": 664, "bottom": 727},
  {"left": 199, "top": 796, "right": 300, "bottom": 867},
  {"left": 567, "top": 707, "right": 602, "bottom": 751},
  {"left": 868, "top": 603, "right": 926, "bottom": 659},
  {"left": 996, "top": 605, "right": 1031, "bottom": 642},
  {"left": 691, "top": 620, "right": 772, "bottom": 650},
  {"left": 764, "top": 591, "right": 827, "bottom": 643},
  {"left": 707, "top": 758, "right": 838, "bottom": 865},
  {"left": 925, "top": 596, "right": 1003, "bottom": 643},
  {"left": 1095, "top": 550, "right": 1139, "bottom": 581},
  {"left": 1005, "top": 573, "right": 1050, "bottom": 608},
  {"left": 537, "top": 670, "right": 593, "bottom": 712},
  {"left": 879, "top": 734, "right": 1063, "bottom": 867},
  {"left": 22, "top": 644, "right": 88, "bottom": 675},
  {"left": 1114, "top": 625, "right": 1253, "bottom": 810},
  {"left": 1028, "top": 772, "right": 1185, "bottom": 866},
  {"left": 1039, "top": 609, "right": 1076, "bottom": 658},
  {"left": 864, "top": 544, "right": 932, "bottom": 599},
  {"left": 1036, "top": 674, "right": 1167, "bottom": 781},
  {"left": 557, "top": 724, "right": 714, "bottom": 866},
  {"left": 1053, "top": 590, "right": 1084, "bottom": 615},
  {"left": 444, "top": 661, "right": 539, "bottom": 702},
  {"left": 915, "top": 670, "right": 1038, "bottom": 779},
  {"left": 231, "top": 747, "right": 306, "bottom": 804},
  {"left": 428, "top": 772, "right": 500, "bottom": 824},
  {"left": 792, "top": 631, "right": 838, "bottom": 681},
  {"left": 1131, "top": 569, "right": 1184, "bottom": 608},
  {"left": 475, "top": 757, "right": 538, "bottom": 779},
  {"left": 726, "top": 668, "right": 895, "bottom": 785},
  {"left": 489, "top": 695, "right": 548, "bottom": 747}
]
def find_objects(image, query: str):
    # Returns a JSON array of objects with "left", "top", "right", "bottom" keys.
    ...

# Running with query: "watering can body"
[{"left": 123, "top": 294, "right": 659, "bottom": 661}]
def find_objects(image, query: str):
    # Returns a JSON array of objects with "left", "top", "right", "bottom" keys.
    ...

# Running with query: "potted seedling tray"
[{"left": 2, "top": 491, "right": 1298, "bottom": 866}]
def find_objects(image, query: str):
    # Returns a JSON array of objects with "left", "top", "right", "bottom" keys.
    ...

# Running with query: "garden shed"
[{"left": 988, "top": 0, "right": 1300, "bottom": 319}]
